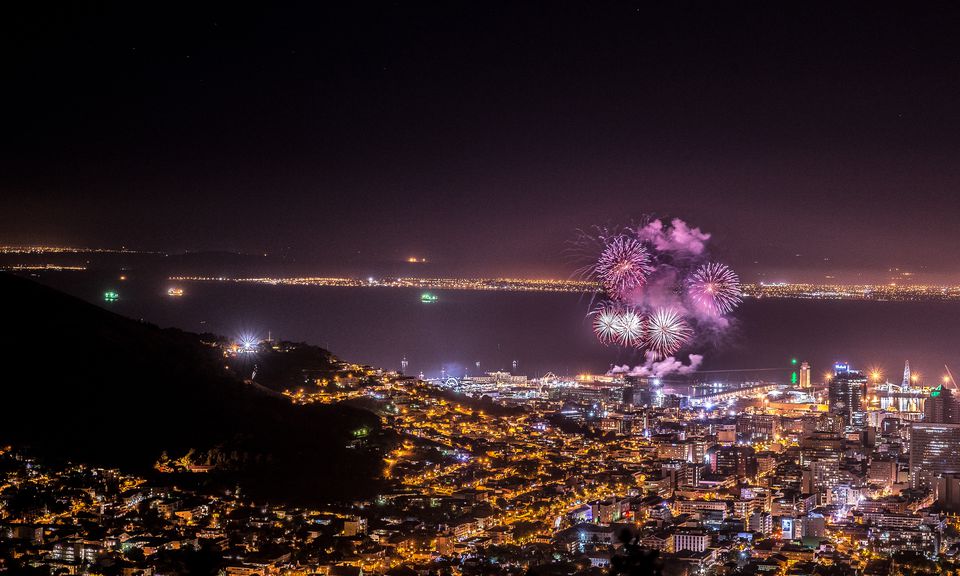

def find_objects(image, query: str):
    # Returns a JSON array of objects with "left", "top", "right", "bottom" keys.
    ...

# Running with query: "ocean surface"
[{"left": 28, "top": 271, "right": 960, "bottom": 385}]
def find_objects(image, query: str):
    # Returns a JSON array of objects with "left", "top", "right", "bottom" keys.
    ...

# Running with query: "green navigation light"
[{"left": 791, "top": 358, "right": 798, "bottom": 365}]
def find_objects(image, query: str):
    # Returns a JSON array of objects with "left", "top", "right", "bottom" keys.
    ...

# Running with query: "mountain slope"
[{"left": 0, "top": 272, "right": 387, "bottom": 503}]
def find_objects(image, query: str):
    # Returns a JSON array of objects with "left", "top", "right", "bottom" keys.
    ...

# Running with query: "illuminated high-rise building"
[
  {"left": 828, "top": 363, "right": 867, "bottom": 426},
  {"left": 799, "top": 362, "right": 811, "bottom": 389},
  {"left": 910, "top": 422, "right": 960, "bottom": 490},
  {"left": 924, "top": 385, "right": 959, "bottom": 424},
  {"left": 937, "top": 474, "right": 960, "bottom": 513}
]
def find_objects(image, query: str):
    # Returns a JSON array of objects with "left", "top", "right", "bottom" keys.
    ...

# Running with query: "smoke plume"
[
  {"left": 609, "top": 353, "right": 704, "bottom": 377},
  {"left": 637, "top": 218, "right": 711, "bottom": 256}
]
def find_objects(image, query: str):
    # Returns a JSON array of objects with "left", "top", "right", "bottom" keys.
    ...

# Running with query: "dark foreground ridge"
[{"left": 0, "top": 272, "right": 386, "bottom": 504}]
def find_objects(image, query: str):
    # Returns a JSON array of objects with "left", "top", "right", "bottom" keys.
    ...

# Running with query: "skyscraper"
[
  {"left": 910, "top": 422, "right": 960, "bottom": 490},
  {"left": 829, "top": 363, "right": 867, "bottom": 426},
  {"left": 937, "top": 474, "right": 960, "bottom": 513},
  {"left": 907, "top": 385, "right": 960, "bottom": 491},
  {"left": 799, "top": 362, "right": 811, "bottom": 389},
  {"left": 924, "top": 386, "right": 959, "bottom": 424}
]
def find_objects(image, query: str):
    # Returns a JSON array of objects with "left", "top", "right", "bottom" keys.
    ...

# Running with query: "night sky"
[{"left": 5, "top": 3, "right": 960, "bottom": 280}]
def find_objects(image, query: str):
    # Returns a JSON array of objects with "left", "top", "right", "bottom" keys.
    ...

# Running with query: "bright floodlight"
[{"left": 238, "top": 332, "right": 260, "bottom": 351}]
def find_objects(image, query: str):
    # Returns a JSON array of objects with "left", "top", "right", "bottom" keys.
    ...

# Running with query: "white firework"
[
  {"left": 592, "top": 305, "right": 621, "bottom": 345},
  {"left": 613, "top": 308, "right": 645, "bottom": 348},
  {"left": 645, "top": 307, "right": 692, "bottom": 358}
]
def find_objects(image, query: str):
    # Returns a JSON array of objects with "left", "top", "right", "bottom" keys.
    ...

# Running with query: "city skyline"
[
  {"left": 4, "top": 268, "right": 960, "bottom": 575},
  {"left": 0, "top": 242, "right": 956, "bottom": 285},
  {"left": 7, "top": 3, "right": 960, "bottom": 575}
]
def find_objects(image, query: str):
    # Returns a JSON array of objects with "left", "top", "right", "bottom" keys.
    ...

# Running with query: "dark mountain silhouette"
[{"left": 0, "top": 272, "right": 388, "bottom": 504}]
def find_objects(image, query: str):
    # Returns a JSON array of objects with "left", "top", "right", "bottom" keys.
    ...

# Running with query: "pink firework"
[
  {"left": 592, "top": 305, "right": 621, "bottom": 345},
  {"left": 594, "top": 235, "right": 653, "bottom": 300},
  {"left": 688, "top": 262, "right": 742, "bottom": 315},
  {"left": 645, "top": 307, "right": 692, "bottom": 358},
  {"left": 613, "top": 308, "right": 645, "bottom": 348}
]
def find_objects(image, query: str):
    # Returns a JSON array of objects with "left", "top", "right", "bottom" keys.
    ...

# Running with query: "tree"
[{"left": 609, "top": 528, "right": 661, "bottom": 576}]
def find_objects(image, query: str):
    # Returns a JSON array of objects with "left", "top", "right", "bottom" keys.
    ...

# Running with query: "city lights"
[
  {"left": 162, "top": 275, "right": 960, "bottom": 302},
  {"left": 4, "top": 2, "right": 958, "bottom": 573}
]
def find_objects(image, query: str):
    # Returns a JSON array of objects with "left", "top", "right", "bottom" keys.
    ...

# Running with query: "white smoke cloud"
[
  {"left": 608, "top": 353, "right": 704, "bottom": 377},
  {"left": 637, "top": 218, "right": 711, "bottom": 256}
]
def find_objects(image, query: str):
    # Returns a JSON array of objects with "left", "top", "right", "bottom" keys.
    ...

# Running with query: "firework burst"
[
  {"left": 645, "top": 307, "right": 692, "bottom": 358},
  {"left": 591, "top": 305, "right": 621, "bottom": 345},
  {"left": 580, "top": 218, "right": 740, "bottom": 362},
  {"left": 593, "top": 235, "right": 653, "bottom": 300},
  {"left": 613, "top": 308, "right": 645, "bottom": 348},
  {"left": 687, "top": 262, "right": 742, "bottom": 315}
]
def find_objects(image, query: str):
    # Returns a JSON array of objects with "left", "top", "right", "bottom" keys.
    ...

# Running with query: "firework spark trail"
[
  {"left": 644, "top": 307, "right": 693, "bottom": 358},
  {"left": 688, "top": 262, "right": 742, "bottom": 315},
  {"left": 592, "top": 305, "right": 621, "bottom": 345},
  {"left": 593, "top": 235, "right": 653, "bottom": 300},
  {"left": 613, "top": 308, "right": 645, "bottom": 348}
]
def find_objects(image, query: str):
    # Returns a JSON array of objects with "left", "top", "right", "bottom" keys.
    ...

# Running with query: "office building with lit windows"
[
  {"left": 909, "top": 422, "right": 960, "bottom": 490},
  {"left": 828, "top": 363, "right": 867, "bottom": 426}
]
